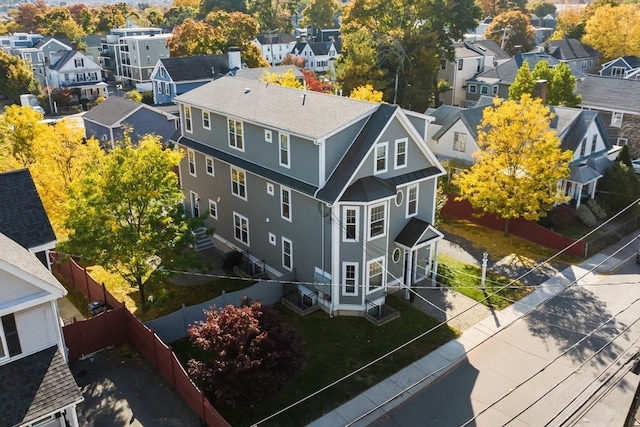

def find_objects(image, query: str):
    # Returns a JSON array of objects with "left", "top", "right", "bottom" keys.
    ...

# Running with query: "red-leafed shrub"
[
  {"left": 187, "top": 297, "right": 305, "bottom": 408},
  {"left": 550, "top": 203, "right": 575, "bottom": 229}
]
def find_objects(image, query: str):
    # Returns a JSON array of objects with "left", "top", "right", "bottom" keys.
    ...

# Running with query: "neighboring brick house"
[
  {"left": 426, "top": 101, "right": 618, "bottom": 207},
  {"left": 173, "top": 76, "right": 446, "bottom": 317},
  {"left": 83, "top": 96, "right": 178, "bottom": 147},
  {"left": 0, "top": 169, "right": 57, "bottom": 271},
  {"left": 0, "top": 232, "right": 84, "bottom": 427},
  {"left": 577, "top": 75, "right": 640, "bottom": 157}
]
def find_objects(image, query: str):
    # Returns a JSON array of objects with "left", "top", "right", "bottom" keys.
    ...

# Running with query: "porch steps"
[{"left": 192, "top": 227, "right": 214, "bottom": 251}]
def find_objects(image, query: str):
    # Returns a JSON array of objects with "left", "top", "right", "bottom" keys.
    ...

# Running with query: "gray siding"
[
  {"left": 125, "top": 109, "right": 177, "bottom": 143},
  {"left": 324, "top": 118, "right": 368, "bottom": 178}
]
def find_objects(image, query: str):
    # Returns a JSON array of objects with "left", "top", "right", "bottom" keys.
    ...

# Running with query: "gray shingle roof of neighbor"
[
  {"left": 0, "top": 346, "right": 83, "bottom": 426},
  {"left": 48, "top": 49, "right": 78, "bottom": 71},
  {"left": 547, "top": 38, "right": 600, "bottom": 60},
  {"left": 0, "top": 232, "right": 65, "bottom": 293},
  {"left": 159, "top": 55, "right": 231, "bottom": 82},
  {"left": 173, "top": 76, "right": 379, "bottom": 140},
  {"left": 0, "top": 169, "right": 56, "bottom": 251},
  {"left": 82, "top": 96, "right": 142, "bottom": 126},
  {"left": 256, "top": 33, "right": 297, "bottom": 44},
  {"left": 577, "top": 75, "right": 640, "bottom": 113}
]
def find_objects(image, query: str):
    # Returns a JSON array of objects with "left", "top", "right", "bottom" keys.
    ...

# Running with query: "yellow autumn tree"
[
  {"left": 259, "top": 69, "right": 303, "bottom": 89},
  {"left": 453, "top": 95, "right": 573, "bottom": 236},
  {"left": 349, "top": 84, "right": 384, "bottom": 102},
  {"left": 582, "top": 4, "right": 640, "bottom": 61}
]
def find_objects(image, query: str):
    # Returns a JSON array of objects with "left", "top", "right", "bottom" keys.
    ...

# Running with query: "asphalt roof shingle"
[
  {"left": 0, "top": 169, "right": 56, "bottom": 251},
  {"left": 577, "top": 75, "right": 640, "bottom": 113},
  {"left": 159, "top": 55, "right": 230, "bottom": 82},
  {"left": 82, "top": 96, "right": 142, "bottom": 127},
  {"left": 0, "top": 346, "right": 83, "bottom": 426}
]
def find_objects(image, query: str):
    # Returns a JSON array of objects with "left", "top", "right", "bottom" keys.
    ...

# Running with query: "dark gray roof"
[
  {"left": 235, "top": 65, "right": 304, "bottom": 82},
  {"left": 316, "top": 104, "right": 397, "bottom": 203},
  {"left": 0, "top": 169, "right": 56, "bottom": 250},
  {"left": 569, "top": 163, "right": 601, "bottom": 184},
  {"left": 547, "top": 38, "right": 600, "bottom": 61},
  {"left": 0, "top": 346, "right": 83, "bottom": 426},
  {"left": 577, "top": 75, "right": 640, "bottom": 113},
  {"left": 48, "top": 50, "right": 77, "bottom": 71},
  {"left": 33, "top": 36, "right": 73, "bottom": 50},
  {"left": 473, "top": 39, "right": 511, "bottom": 60},
  {"left": 173, "top": 76, "right": 378, "bottom": 140},
  {"left": 159, "top": 55, "right": 230, "bottom": 82},
  {"left": 395, "top": 218, "right": 442, "bottom": 248},
  {"left": 341, "top": 176, "right": 396, "bottom": 202},
  {"left": 430, "top": 104, "right": 486, "bottom": 141},
  {"left": 83, "top": 97, "right": 176, "bottom": 127},
  {"left": 256, "top": 33, "right": 297, "bottom": 45},
  {"left": 601, "top": 56, "right": 640, "bottom": 70},
  {"left": 177, "top": 136, "right": 318, "bottom": 197}
]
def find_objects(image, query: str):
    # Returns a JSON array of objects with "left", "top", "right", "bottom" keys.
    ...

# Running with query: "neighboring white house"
[
  {"left": 252, "top": 33, "right": 297, "bottom": 65},
  {"left": 289, "top": 41, "right": 340, "bottom": 73},
  {"left": 47, "top": 50, "right": 109, "bottom": 103},
  {"left": 0, "top": 232, "right": 84, "bottom": 427}
]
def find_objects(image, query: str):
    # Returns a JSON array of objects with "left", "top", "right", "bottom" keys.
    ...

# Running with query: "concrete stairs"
[{"left": 192, "top": 227, "right": 214, "bottom": 251}]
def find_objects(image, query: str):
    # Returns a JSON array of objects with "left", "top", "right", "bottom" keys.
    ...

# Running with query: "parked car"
[{"left": 632, "top": 158, "right": 640, "bottom": 174}]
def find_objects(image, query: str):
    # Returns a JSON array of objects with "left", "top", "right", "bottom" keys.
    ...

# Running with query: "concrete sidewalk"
[{"left": 307, "top": 233, "right": 640, "bottom": 427}]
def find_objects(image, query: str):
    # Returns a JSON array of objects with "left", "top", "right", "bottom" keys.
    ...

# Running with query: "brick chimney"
[{"left": 535, "top": 79, "right": 547, "bottom": 104}]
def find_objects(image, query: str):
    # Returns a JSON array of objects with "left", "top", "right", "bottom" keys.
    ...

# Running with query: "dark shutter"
[{"left": 2, "top": 314, "right": 22, "bottom": 357}]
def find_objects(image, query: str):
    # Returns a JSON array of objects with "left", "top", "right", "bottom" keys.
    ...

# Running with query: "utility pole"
[{"left": 481, "top": 252, "right": 488, "bottom": 290}]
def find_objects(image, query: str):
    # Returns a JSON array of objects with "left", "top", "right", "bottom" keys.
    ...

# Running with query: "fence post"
[
  {"left": 84, "top": 267, "right": 90, "bottom": 300},
  {"left": 150, "top": 327, "right": 158, "bottom": 369},
  {"left": 102, "top": 282, "right": 108, "bottom": 305},
  {"left": 169, "top": 346, "right": 176, "bottom": 390},
  {"left": 200, "top": 389, "right": 206, "bottom": 422}
]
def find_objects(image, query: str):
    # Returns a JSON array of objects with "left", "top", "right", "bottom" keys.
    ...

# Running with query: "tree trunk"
[
  {"left": 138, "top": 278, "right": 145, "bottom": 305},
  {"left": 504, "top": 218, "right": 510, "bottom": 237}
]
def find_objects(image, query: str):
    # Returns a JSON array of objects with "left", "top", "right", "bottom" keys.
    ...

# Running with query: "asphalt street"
[{"left": 368, "top": 258, "right": 640, "bottom": 427}]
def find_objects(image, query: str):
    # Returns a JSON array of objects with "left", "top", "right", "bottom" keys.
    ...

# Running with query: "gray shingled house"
[
  {"left": 83, "top": 96, "right": 178, "bottom": 148},
  {"left": 173, "top": 76, "right": 446, "bottom": 318},
  {"left": 0, "top": 232, "right": 84, "bottom": 427},
  {"left": 0, "top": 169, "right": 56, "bottom": 270}
]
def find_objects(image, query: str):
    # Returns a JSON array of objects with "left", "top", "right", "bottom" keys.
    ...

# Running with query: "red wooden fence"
[
  {"left": 442, "top": 197, "right": 585, "bottom": 258},
  {"left": 54, "top": 253, "right": 230, "bottom": 427}
]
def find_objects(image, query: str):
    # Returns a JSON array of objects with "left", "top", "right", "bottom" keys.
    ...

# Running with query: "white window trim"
[
  {"left": 231, "top": 167, "right": 247, "bottom": 200},
  {"left": 366, "top": 257, "right": 385, "bottom": 294},
  {"left": 342, "top": 261, "right": 358, "bottom": 296},
  {"left": 265, "top": 129, "right": 272, "bottom": 143},
  {"left": 266, "top": 182, "right": 274, "bottom": 195},
  {"left": 205, "top": 156, "right": 214, "bottom": 176},
  {"left": 611, "top": 112, "right": 623, "bottom": 127},
  {"left": 282, "top": 236, "right": 293, "bottom": 271},
  {"left": 269, "top": 232, "right": 276, "bottom": 245},
  {"left": 468, "top": 84, "right": 477, "bottom": 94},
  {"left": 342, "top": 206, "right": 359, "bottom": 242},
  {"left": 279, "top": 133, "right": 291, "bottom": 168},
  {"left": 368, "top": 202, "right": 386, "bottom": 240},
  {"left": 406, "top": 185, "right": 418, "bottom": 218},
  {"left": 202, "top": 111, "right": 211, "bottom": 130},
  {"left": 394, "top": 138, "right": 408, "bottom": 169},
  {"left": 184, "top": 106, "right": 192, "bottom": 133},
  {"left": 228, "top": 118, "right": 244, "bottom": 151},
  {"left": 453, "top": 132, "right": 466, "bottom": 152},
  {"left": 187, "top": 149, "right": 196, "bottom": 177},
  {"left": 208, "top": 199, "right": 218, "bottom": 219},
  {"left": 281, "top": 187, "right": 292, "bottom": 221},
  {"left": 374, "top": 142, "right": 388, "bottom": 174},
  {"left": 233, "top": 212, "right": 250, "bottom": 245}
]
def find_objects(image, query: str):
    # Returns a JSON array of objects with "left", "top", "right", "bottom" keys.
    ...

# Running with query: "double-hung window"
[
  {"left": 342, "top": 262, "right": 358, "bottom": 295},
  {"left": 184, "top": 106, "right": 192, "bottom": 133},
  {"left": 187, "top": 149, "right": 196, "bottom": 176},
  {"left": 281, "top": 187, "right": 292, "bottom": 221},
  {"left": 233, "top": 212, "right": 249, "bottom": 245},
  {"left": 202, "top": 111, "right": 211, "bottom": 130},
  {"left": 280, "top": 133, "right": 290, "bottom": 167},
  {"left": 228, "top": 119, "right": 244, "bottom": 150},
  {"left": 611, "top": 112, "right": 623, "bottom": 127},
  {"left": 367, "top": 258, "right": 385, "bottom": 293},
  {"left": 407, "top": 185, "right": 418, "bottom": 217},
  {"left": 208, "top": 199, "right": 218, "bottom": 219},
  {"left": 282, "top": 237, "right": 292, "bottom": 270},
  {"left": 343, "top": 207, "right": 358, "bottom": 242},
  {"left": 453, "top": 132, "right": 466, "bottom": 152},
  {"left": 0, "top": 314, "right": 21, "bottom": 359},
  {"left": 369, "top": 203, "right": 386, "bottom": 239},
  {"left": 374, "top": 142, "right": 387, "bottom": 174},
  {"left": 231, "top": 167, "right": 247, "bottom": 200},
  {"left": 205, "top": 156, "right": 214, "bottom": 176},
  {"left": 395, "top": 138, "right": 407, "bottom": 169},
  {"left": 591, "top": 135, "right": 597, "bottom": 153}
]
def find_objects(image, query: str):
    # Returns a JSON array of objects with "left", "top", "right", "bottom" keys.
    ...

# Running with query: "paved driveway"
[{"left": 71, "top": 345, "right": 202, "bottom": 427}]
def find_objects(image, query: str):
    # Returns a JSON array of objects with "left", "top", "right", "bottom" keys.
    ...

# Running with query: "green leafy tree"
[
  {"left": 338, "top": 0, "right": 481, "bottom": 111},
  {"left": 124, "top": 89, "right": 143, "bottom": 102},
  {"left": 582, "top": 4, "right": 640, "bottom": 61},
  {"left": 485, "top": 11, "right": 536, "bottom": 55},
  {"left": 453, "top": 95, "right": 573, "bottom": 236},
  {"left": 300, "top": 0, "right": 341, "bottom": 30},
  {"left": 335, "top": 27, "right": 386, "bottom": 96},
  {"left": 508, "top": 60, "right": 535, "bottom": 100},
  {"left": 95, "top": 3, "right": 135, "bottom": 32},
  {"left": 199, "top": 0, "right": 246, "bottom": 17},
  {"left": 62, "top": 136, "right": 196, "bottom": 304},
  {"left": 204, "top": 10, "right": 260, "bottom": 48},
  {"left": 188, "top": 298, "right": 304, "bottom": 408},
  {"left": 547, "top": 62, "right": 580, "bottom": 107},
  {"left": 596, "top": 144, "right": 640, "bottom": 211},
  {"left": 38, "top": 7, "right": 86, "bottom": 42},
  {"left": 0, "top": 50, "right": 39, "bottom": 102},
  {"left": 246, "top": 0, "right": 300, "bottom": 33},
  {"left": 162, "top": 6, "right": 197, "bottom": 27},
  {"left": 68, "top": 4, "right": 94, "bottom": 33}
]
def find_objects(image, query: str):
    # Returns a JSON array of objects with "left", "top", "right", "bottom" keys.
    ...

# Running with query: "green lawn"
[
  {"left": 172, "top": 293, "right": 459, "bottom": 427},
  {"left": 437, "top": 254, "right": 532, "bottom": 310}
]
